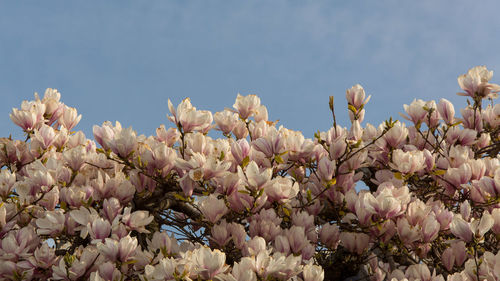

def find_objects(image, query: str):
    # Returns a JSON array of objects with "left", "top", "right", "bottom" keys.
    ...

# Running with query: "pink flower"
[
  {"left": 346, "top": 84, "right": 371, "bottom": 109},
  {"left": 346, "top": 84, "right": 370, "bottom": 122},
  {"left": 211, "top": 220, "right": 232, "bottom": 247},
  {"left": 249, "top": 209, "right": 282, "bottom": 242},
  {"left": 229, "top": 258, "right": 257, "bottom": 281},
  {"left": 320, "top": 223, "right": 340, "bottom": 249},
  {"left": 444, "top": 163, "right": 472, "bottom": 188},
  {"left": 437, "top": 98, "right": 455, "bottom": 125},
  {"left": 229, "top": 223, "right": 246, "bottom": 249},
  {"left": 239, "top": 161, "right": 272, "bottom": 191},
  {"left": 0, "top": 203, "right": 5, "bottom": 229},
  {"left": 33, "top": 124, "right": 57, "bottom": 149},
  {"left": 58, "top": 105, "right": 82, "bottom": 130},
  {"left": 421, "top": 215, "right": 440, "bottom": 242},
  {"left": 97, "top": 236, "right": 138, "bottom": 262},
  {"left": 63, "top": 146, "right": 87, "bottom": 171},
  {"left": 302, "top": 263, "right": 324, "bottom": 281},
  {"left": 232, "top": 119, "right": 249, "bottom": 139},
  {"left": 460, "top": 106, "right": 483, "bottom": 131},
  {"left": 199, "top": 194, "right": 228, "bottom": 223},
  {"left": 390, "top": 149, "right": 425, "bottom": 175},
  {"left": 192, "top": 247, "right": 228, "bottom": 279},
  {"left": 215, "top": 110, "right": 239, "bottom": 135},
  {"left": 156, "top": 124, "right": 180, "bottom": 147},
  {"left": 244, "top": 236, "right": 267, "bottom": 256},
  {"left": 396, "top": 218, "right": 420, "bottom": 245},
  {"left": 406, "top": 200, "right": 431, "bottom": 226},
  {"left": 109, "top": 127, "right": 137, "bottom": 158},
  {"left": 274, "top": 235, "right": 291, "bottom": 255},
  {"left": 0, "top": 170, "right": 16, "bottom": 197},
  {"left": 286, "top": 226, "right": 310, "bottom": 255},
  {"left": 265, "top": 177, "right": 299, "bottom": 203},
  {"left": 10, "top": 104, "right": 44, "bottom": 131},
  {"left": 340, "top": 232, "right": 370, "bottom": 255},
  {"left": 37, "top": 88, "right": 63, "bottom": 125},
  {"left": 88, "top": 218, "right": 111, "bottom": 243},
  {"left": 93, "top": 121, "right": 115, "bottom": 149},
  {"left": 251, "top": 129, "right": 285, "bottom": 158},
  {"left": 405, "top": 264, "right": 431, "bottom": 281},
  {"left": 94, "top": 262, "right": 122, "bottom": 281},
  {"left": 400, "top": 99, "right": 427, "bottom": 126},
  {"left": 457, "top": 66, "right": 500, "bottom": 99},
  {"left": 382, "top": 121, "right": 408, "bottom": 148},
  {"left": 233, "top": 93, "right": 261, "bottom": 119},
  {"left": 168, "top": 98, "right": 213, "bottom": 133},
  {"left": 317, "top": 157, "right": 336, "bottom": 182},
  {"left": 254, "top": 105, "right": 268, "bottom": 122},
  {"left": 363, "top": 189, "right": 401, "bottom": 219},
  {"left": 450, "top": 215, "right": 473, "bottom": 242},
  {"left": 231, "top": 139, "right": 250, "bottom": 164},
  {"left": 31, "top": 242, "right": 57, "bottom": 269},
  {"left": 121, "top": 207, "right": 154, "bottom": 233},
  {"left": 441, "top": 246, "right": 455, "bottom": 272},
  {"left": 349, "top": 120, "right": 363, "bottom": 141},
  {"left": 149, "top": 231, "right": 180, "bottom": 256},
  {"left": 36, "top": 210, "right": 66, "bottom": 236}
]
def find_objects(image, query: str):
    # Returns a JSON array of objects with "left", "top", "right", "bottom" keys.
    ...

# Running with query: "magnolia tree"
[{"left": 1, "top": 66, "right": 500, "bottom": 281}]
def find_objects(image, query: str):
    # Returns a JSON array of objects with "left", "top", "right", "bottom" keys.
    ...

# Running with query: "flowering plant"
[{"left": 1, "top": 66, "right": 500, "bottom": 281}]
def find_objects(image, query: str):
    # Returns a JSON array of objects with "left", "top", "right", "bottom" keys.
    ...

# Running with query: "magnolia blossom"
[
  {"left": 233, "top": 93, "right": 261, "bottom": 119},
  {"left": 458, "top": 65, "right": 500, "bottom": 99},
  {"left": 390, "top": 149, "right": 425, "bottom": 174},
  {"left": 199, "top": 194, "right": 228, "bottom": 223},
  {"left": 58, "top": 105, "right": 82, "bottom": 131},
  {"left": 340, "top": 232, "right": 370, "bottom": 255},
  {"left": 2, "top": 67, "right": 500, "bottom": 280},
  {"left": 168, "top": 98, "right": 213, "bottom": 133},
  {"left": 192, "top": 247, "right": 228, "bottom": 279},
  {"left": 400, "top": 99, "right": 427, "bottom": 126}
]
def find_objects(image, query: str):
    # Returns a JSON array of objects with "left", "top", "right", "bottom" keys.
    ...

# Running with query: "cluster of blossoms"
[{"left": 1, "top": 66, "right": 500, "bottom": 281}]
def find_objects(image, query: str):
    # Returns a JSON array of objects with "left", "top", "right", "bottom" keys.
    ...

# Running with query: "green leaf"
[
  {"left": 274, "top": 155, "right": 284, "bottom": 164},
  {"left": 432, "top": 169, "right": 446, "bottom": 176},
  {"left": 348, "top": 104, "right": 358, "bottom": 114},
  {"left": 173, "top": 193, "right": 186, "bottom": 201},
  {"left": 325, "top": 178, "right": 336, "bottom": 187},
  {"left": 257, "top": 188, "right": 265, "bottom": 198},
  {"left": 306, "top": 189, "right": 312, "bottom": 202},
  {"left": 283, "top": 207, "right": 291, "bottom": 217},
  {"left": 394, "top": 172, "right": 403, "bottom": 180},
  {"left": 241, "top": 156, "right": 250, "bottom": 168}
]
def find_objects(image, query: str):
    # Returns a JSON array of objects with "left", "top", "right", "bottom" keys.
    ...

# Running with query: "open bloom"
[
  {"left": 390, "top": 149, "right": 425, "bottom": 174},
  {"left": 340, "top": 232, "right": 370, "bottom": 255},
  {"left": 168, "top": 98, "right": 213, "bottom": 133},
  {"left": 199, "top": 194, "right": 229, "bottom": 223},
  {"left": 233, "top": 93, "right": 261, "bottom": 119},
  {"left": 36, "top": 210, "right": 66, "bottom": 236},
  {"left": 458, "top": 65, "right": 500, "bottom": 99},
  {"left": 363, "top": 188, "right": 402, "bottom": 219},
  {"left": 450, "top": 214, "right": 493, "bottom": 242},
  {"left": 192, "top": 247, "right": 228, "bottom": 279}
]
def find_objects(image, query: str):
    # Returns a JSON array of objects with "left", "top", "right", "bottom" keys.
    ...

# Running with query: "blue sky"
[{"left": 1, "top": 1, "right": 500, "bottom": 140}]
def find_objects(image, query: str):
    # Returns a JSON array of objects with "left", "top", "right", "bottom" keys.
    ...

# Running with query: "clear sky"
[{"left": 1, "top": 1, "right": 500, "bottom": 140}]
